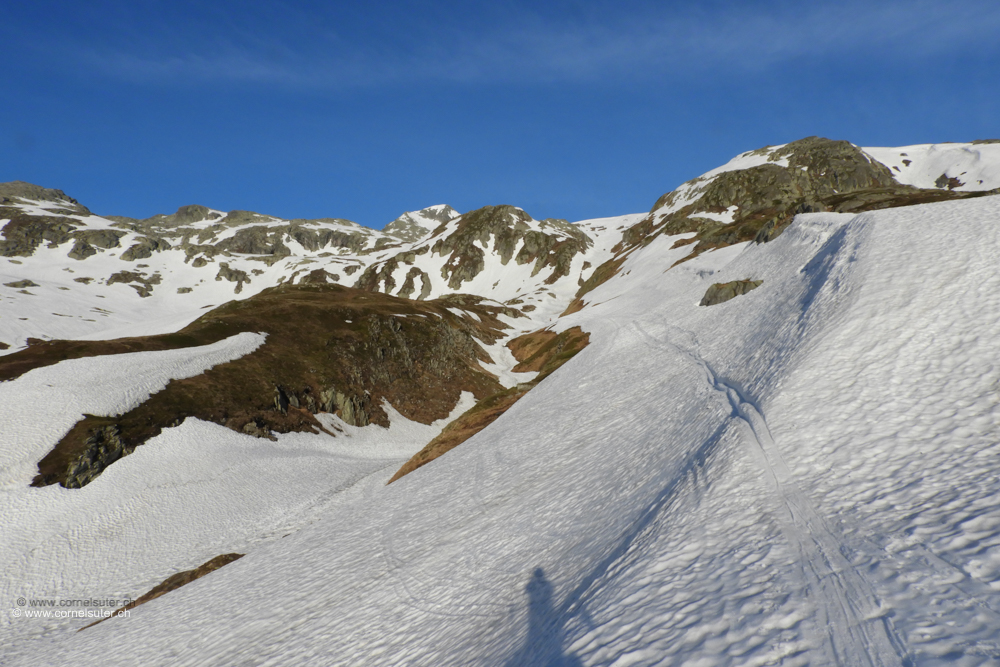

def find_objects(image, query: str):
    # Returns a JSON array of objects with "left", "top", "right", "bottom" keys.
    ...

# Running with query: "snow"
[
  {"left": 5, "top": 175, "right": 1000, "bottom": 663},
  {"left": 697, "top": 144, "right": 789, "bottom": 180},
  {"left": 0, "top": 332, "right": 266, "bottom": 487},
  {"left": 865, "top": 142, "right": 1000, "bottom": 191},
  {"left": 0, "top": 333, "right": 474, "bottom": 653}
]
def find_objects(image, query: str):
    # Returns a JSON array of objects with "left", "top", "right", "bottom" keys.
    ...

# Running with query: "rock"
[
  {"left": 67, "top": 240, "right": 97, "bottom": 260},
  {"left": 63, "top": 425, "right": 133, "bottom": 489},
  {"left": 214, "top": 226, "right": 290, "bottom": 256},
  {"left": 287, "top": 225, "right": 369, "bottom": 253},
  {"left": 121, "top": 236, "right": 172, "bottom": 261},
  {"left": 107, "top": 271, "right": 161, "bottom": 298},
  {"left": 74, "top": 229, "right": 125, "bottom": 249},
  {"left": 298, "top": 268, "right": 340, "bottom": 285},
  {"left": 396, "top": 267, "right": 432, "bottom": 300},
  {"left": 3, "top": 279, "right": 39, "bottom": 288},
  {"left": 360, "top": 205, "right": 592, "bottom": 295},
  {"left": 934, "top": 174, "right": 964, "bottom": 190},
  {"left": 700, "top": 279, "right": 763, "bottom": 306},
  {"left": 0, "top": 181, "right": 90, "bottom": 213},
  {"left": 0, "top": 214, "right": 78, "bottom": 257},
  {"left": 383, "top": 205, "right": 459, "bottom": 243},
  {"left": 215, "top": 262, "right": 250, "bottom": 293},
  {"left": 171, "top": 205, "right": 220, "bottom": 225}
]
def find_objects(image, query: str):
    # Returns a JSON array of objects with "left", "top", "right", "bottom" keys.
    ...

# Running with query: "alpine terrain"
[{"left": 2, "top": 137, "right": 1000, "bottom": 665}]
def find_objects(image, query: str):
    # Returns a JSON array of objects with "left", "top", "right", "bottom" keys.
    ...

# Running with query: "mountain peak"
[{"left": 382, "top": 205, "right": 460, "bottom": 243}]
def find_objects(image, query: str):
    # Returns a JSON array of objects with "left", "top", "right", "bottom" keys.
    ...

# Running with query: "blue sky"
[{"left": 4, "top": 0, "right": 999, "bottom": 227}]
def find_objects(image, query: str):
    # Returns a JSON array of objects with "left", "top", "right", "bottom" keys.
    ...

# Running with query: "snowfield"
[
  {"left": 865, "top": 142, "right": 1000, "bottom": 191},
  {"left": 4, "top": 191, "right": 1000, "bottom": 665}
]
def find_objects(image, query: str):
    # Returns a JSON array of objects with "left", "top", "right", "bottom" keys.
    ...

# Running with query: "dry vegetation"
[
  {"left": 12, "top": 283, "right": 520, "bottom": 488},
  {"left": 388, "top": 326, "right": 590, "bottom": 483}
]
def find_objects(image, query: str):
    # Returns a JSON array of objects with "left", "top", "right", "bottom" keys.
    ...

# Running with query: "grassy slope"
[
  {"left": 16, "top": 283, "right": 517, "bottom": 488},
  {"left": 387, "top": 326, "right": 590, "bottom": 484}
]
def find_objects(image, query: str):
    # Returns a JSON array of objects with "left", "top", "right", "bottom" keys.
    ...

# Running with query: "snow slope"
[
  {"left": 7, "top": 191, "right": 1000, "bottom": 665},
  {"left": 0, "top": 331, "right": 477, "bottom": 653},
  {"left": 865, "top": 142, "right": 1000, "bottom": 191}
]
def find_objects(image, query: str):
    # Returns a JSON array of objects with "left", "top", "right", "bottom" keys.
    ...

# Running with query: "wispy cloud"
[{"left": 38, "top": 0, "right": 1000, "bottom": 89}]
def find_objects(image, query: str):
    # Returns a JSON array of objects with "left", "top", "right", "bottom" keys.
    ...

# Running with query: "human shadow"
[
  {"left": 505, "top": 419, "right": 732, "bottom": 665},
  {"left": 504, "top": 568, "right": 583, "bottom": 667}
]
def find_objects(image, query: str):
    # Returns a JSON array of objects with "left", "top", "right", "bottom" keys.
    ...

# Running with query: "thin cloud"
[{"left": 58, "top": 0, "right": 1000, "bottom": 88}]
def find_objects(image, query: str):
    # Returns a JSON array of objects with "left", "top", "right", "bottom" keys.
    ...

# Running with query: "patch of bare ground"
[
  {"left": 388, "top": 326, "right": 589, "bottom": 483},
  {"left": 80, "top": 553, "right": 244, "bottom": 631},
  {"left": 24, "top": 283, "right": 518, "bottom": 488}
]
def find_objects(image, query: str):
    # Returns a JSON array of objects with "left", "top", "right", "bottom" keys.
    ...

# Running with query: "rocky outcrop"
[
  {"left": 432, "top": 206, "right": 592, "bottom": 289},
  {"left": 0, "top": 181, "right": 90, "bottom": 214},
  {"left": 628, "top": 137, "right": 901, "bottom": 255},
  {"left": 0, "top": 214, "right": 78, "bottom": 257},
  {"left": 383, "top": 205, "right": 459, "bottom": 243},
  {"left": 63, "top": 425, "right": 133, "bottom": 489},
  {"left": 215, "top": 263, "right": 250, "bottom": 293},
  {"left": 3, "top": 279, "right": 39, "bottom": 288},
  {"left": 358, "top": 205, "right": 593, "bottom": 297},
  {"left": 570, "top": 137, "right": 1000, "bottom": 312},
  {"left": 397, "top": 267, "right": 432, "bottom": 300},
  {"left": 120, "top": 236, "right": 172, "bottom": 261},
  {"left": 700, "top": 279, "right": 763, "bottom": 306},
  {"left": 107, "top": 270, "right": 162, "bottom": 298},
  {"left": 214, "top": 226, "right": 290, "bottom": 256},
  {"left": 26, "top": 283, "right": 515, "bottom": 488},
  {"left": 286, "top": 224, "right": 369, "bottom": 253}
]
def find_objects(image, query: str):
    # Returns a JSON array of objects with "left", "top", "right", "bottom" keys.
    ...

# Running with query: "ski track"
[{"left": 635, "top": 320, "right": 910, "bottom": 666}]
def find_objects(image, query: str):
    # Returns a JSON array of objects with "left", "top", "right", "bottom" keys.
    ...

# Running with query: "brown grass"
[
  {"left": 25, "top": 283, "right": 514, "bottom": 488},
  {"left": 80, "top": 553, "right": 243, "bottom": 631},
  {"left": 387, "top": 326, "right": 589, "bottom": 484}
]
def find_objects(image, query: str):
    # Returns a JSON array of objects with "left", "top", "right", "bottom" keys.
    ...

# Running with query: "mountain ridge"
[{"left": 3, "top": 136, "right": 1000, "bottom": 664}]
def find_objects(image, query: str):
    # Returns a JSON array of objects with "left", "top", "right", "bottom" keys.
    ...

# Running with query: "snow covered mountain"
[{"left": 2, "top": 137, "right": 1000, "bottom": 665}]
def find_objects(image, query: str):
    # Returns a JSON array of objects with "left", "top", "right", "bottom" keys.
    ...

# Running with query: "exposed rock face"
[
  {"left": 700, "top": 279, "right": 763, "bottom": 306},
  {"left": 358, "top": 205, "right": 593, "bottom": 297},
  {"left": 569, "top": 137, "right": 1000, "bottom": 312},
  {"left": 214, "top": 226, "right": 290, "bottom": 256},
  {"left": 121, "top": 236, "right": 172, "bottom": 261},
  {"left": 115, "top": 204, "right": 223, "bottom": 232},
  {"left": 0, "top": 215, "right": 77, "bottom": 257},
  {"left": 433, "top": 206, "right": 592, "bottom": 288},
  {"left": 3, "top": 279, "right": 39, "bottom": 288},
  {"left": 627, "top": 137, "right": 901, "bottom": 255},
  {"left": 382, "top": 205, "right": 459, "bottom": 243},
  {"left": 286, "top": 224, "right": 370, "bottom": 253},
  {"left": 23, "top": 283, "right": 515, "bottom": 488},
  {"left": 0, "top": 181, "right": 90, "bottom": 213},
  {"left": 215, "top": 263, "right": 250, "bottom": 293},
  {"left": 63, "top": 425, "right": 133, "bottom": 489},
  {"left": 107, "top": 271, "right": 162, "bottom": 298}
]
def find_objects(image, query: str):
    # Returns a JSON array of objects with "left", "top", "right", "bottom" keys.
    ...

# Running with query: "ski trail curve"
[{"left": 634, "top": 321, "right": 910, "bottom": 666}]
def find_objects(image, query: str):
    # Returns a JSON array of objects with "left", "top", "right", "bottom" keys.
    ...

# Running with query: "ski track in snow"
[
  {"left": 633, "top": 320, "right": 908, "bottom": 666},
  {"left": 4, "top": 195, "right": 1000, "bottom": 665}
]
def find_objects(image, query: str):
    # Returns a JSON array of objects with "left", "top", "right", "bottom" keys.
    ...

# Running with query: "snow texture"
[
  {"left": 865, "top": 142, "right": 1000, "bottom": 191},
  {"left": 5, "top": 189, "right": 1000, "bottom": 665}
]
